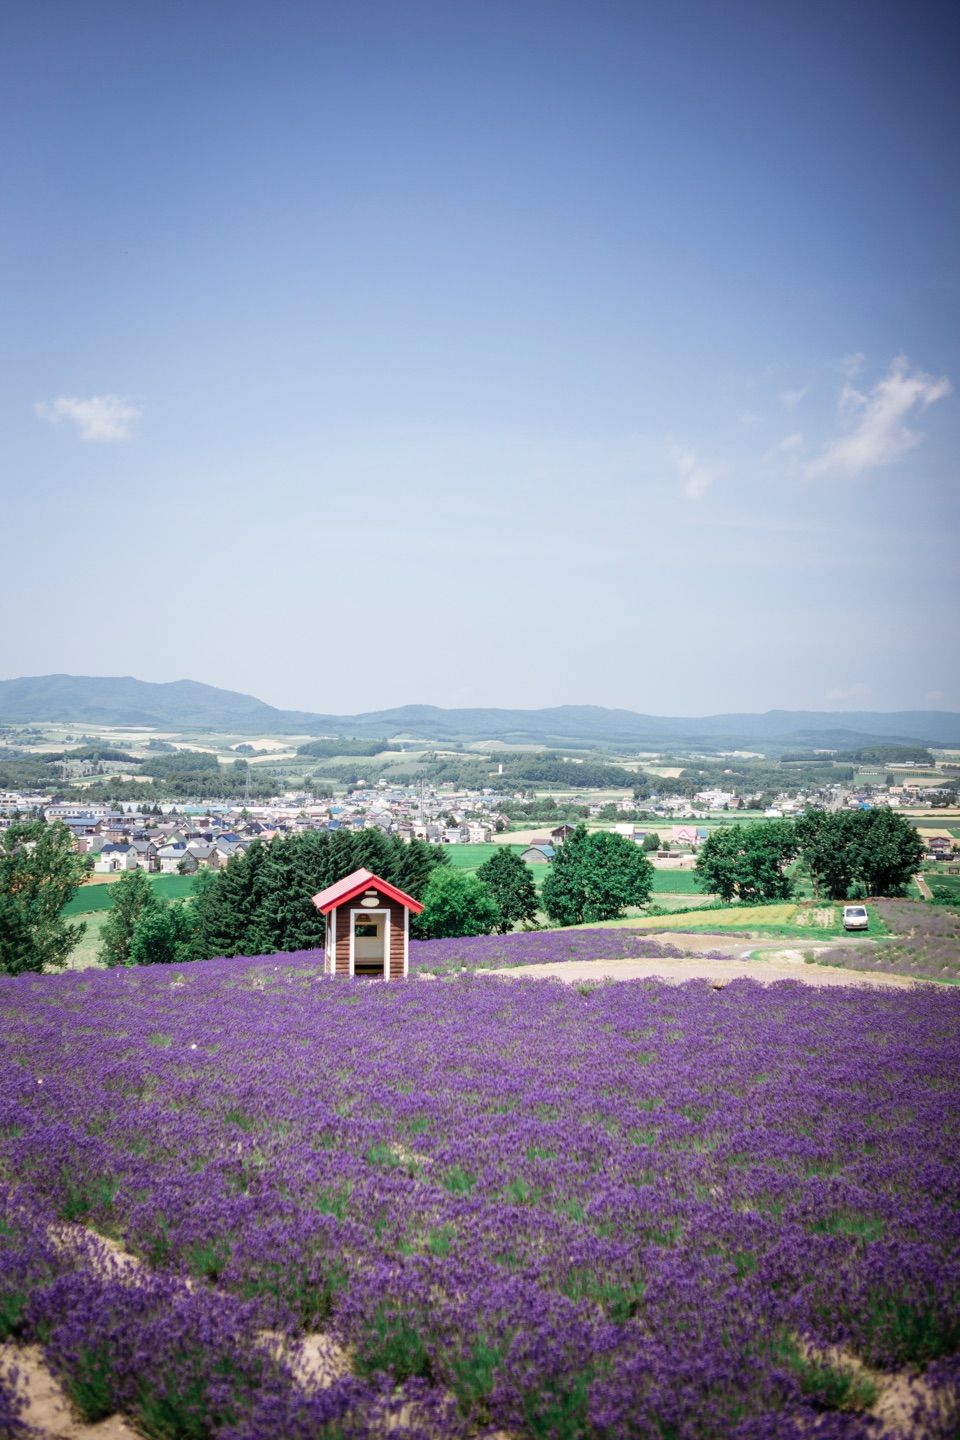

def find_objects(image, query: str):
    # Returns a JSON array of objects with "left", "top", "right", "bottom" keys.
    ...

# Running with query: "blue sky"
[{"left": 2, "top": 0, "right": 958, "bottom": 716}]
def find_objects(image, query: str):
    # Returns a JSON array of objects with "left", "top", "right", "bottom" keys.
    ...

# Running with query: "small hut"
[{"left": 311, "top": 868, "right": 423, "bottom": 980}]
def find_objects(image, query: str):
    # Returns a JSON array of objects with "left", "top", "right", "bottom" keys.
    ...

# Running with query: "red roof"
[{"left": 311, "top": 867, "right": 424, "bottom": 916}]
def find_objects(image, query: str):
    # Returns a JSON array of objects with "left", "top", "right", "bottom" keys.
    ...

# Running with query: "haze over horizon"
[
  {"left": 2, "top": 671, "right": 959, "bottom": 727},
  {"left": 3, "top": 1, "right": 958, "bottom": 715}
]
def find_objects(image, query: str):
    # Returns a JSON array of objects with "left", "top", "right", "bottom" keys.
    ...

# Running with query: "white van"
[{"left": 842, "top": 904, "right": 869, "bottom": 932}]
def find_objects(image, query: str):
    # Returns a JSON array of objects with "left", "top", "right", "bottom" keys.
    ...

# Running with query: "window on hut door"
[{"left": 353, "top": 914, "right": 386, "bottom": 976}]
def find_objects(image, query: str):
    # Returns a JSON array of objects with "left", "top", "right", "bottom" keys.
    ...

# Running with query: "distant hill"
[
  {"left": 297, "top": 703, "right": 960, "bottom": 749},
  {"left": 0, "top": 675, "right": 315, "bottom": 730},
  {"left": 1, "top": 674, "right": 959, "bottom": 749}
]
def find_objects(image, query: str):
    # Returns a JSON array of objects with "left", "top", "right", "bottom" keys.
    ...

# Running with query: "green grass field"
[
  {"left": 63, "top": 877, "right": 198, "bottom": 969},
  {"left": 644, "top": 893, "right": 721, "bottom": 911},
  {"left": 64, "top": 873, "right": 197, "bottom": 915},
  {"left": 63, "top": 909, "right": 111, "bottom": 969},
  {"left": 444, "top": 844, "right": 707, "bottom": 890},
  {"left": 607, "top": 900, "right": 886, "bottom": 940},
  {"left": 442, "top": 843, "right": 525, "bottom": 871},
  {"left": 649, "top": 868, "right": 704, "bottom": 893},
  {"left": 928, "top": 872, "right": 960, "bottom": 905}
]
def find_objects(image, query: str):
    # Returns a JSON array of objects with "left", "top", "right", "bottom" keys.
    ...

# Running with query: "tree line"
[
  {"left": 694, "top": 808, "right": 924, "bottom": 903},
  {"left": 0, "top": 809, "right": 926, "bottom": 976},
  {"left": 94, "top": 824, "right": 657, "bottom": 965},
  {"left": 176, "top": 830, "right": 447, "bottom": 962}
]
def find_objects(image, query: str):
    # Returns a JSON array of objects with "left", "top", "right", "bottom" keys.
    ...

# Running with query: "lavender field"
[{"left": 1, "top": 937, "right": 959, "bottom": 1439}]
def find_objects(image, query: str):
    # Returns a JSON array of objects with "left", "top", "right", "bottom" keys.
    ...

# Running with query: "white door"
[{"left": 350, "top": 909, "right": 389, "bottom": 977}]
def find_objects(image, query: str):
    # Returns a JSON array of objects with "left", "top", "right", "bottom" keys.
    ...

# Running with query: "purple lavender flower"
[{"left": 0, "top": 934, "right": 957, "bottom": 1438}]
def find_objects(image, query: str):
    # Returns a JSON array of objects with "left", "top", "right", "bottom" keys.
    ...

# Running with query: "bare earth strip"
[
  {"left": 0, "top": 1223, "right": 352, "bottom": 1439},
  {"left": 2, "top": 1013, "right": 949, "bottom": 1440},
  {"left": 0, "top": 1342, "right": 138, "bottom": 1440},
  {"left": 488, "top": 935, "right": 928, "bottom": 989}
]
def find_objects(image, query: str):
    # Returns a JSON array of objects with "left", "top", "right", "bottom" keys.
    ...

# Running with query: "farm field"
[
  {"left": 648, "top": 868, "right": 702, "bottom": 894},
  {"left": 439, "top": 846, "right": 708, "bottom": 897},
  {"left": 613, "top": 901, "right": 887, "bottom": 939},
  {"left": 1, "top": 941, "right": 958, "bottom": 1439},
  {"left": 643, "top": 892, "right": 718, "bottom": 912},
  {"left": 60, "top": 908, "right": 110, "bottom": 969},
  {"left": 812, "top": 899, "right": 960, "bottom": 983},
  {"left": 607, "top": 902, "right": 797, "bottom": 930},
  {"left": 442, "top": 842, "right": 525, "bottom": 871},
  {"left": 63, "top": 874, "right": 197, "bottom": 915},
  {"left": 927, "top": 873, "right": 960, "bottom": 905}
]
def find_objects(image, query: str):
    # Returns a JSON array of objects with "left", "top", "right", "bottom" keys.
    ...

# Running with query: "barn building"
[{"left": 311, "top": 868, "right": 423, "bottom": 980}]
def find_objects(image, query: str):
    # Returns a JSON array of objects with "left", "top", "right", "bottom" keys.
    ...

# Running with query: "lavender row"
[
  {"left": 0, "top": 1187, "right": 461, "bottom": 1438},
  {"left": 1, "top": 940, "right": 958, "bottom": 1438},
  {"left": 407, "top": 926, "right": 714, "bottom": 973}
]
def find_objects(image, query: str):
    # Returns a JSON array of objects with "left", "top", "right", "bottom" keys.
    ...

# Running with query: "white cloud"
[
  {"left": 765, "top": 431, "right": 804, "bottom": 462},
  {"left": 925, "top": 689, "right": 944, "bottom": 704},
  {"left": 666, "top": 441, "right": 723, "bottom": 500},
  {"left": 826, "top": 682, "right": 870, "bottom": 703},
  {"left": 35, "top": 394, "right": 143, "bottom": 442},
  {"left": 806, "top": 356, "right": 951, "bottom": 479},
  {"left": 778, "top": 385, "right": 809, "bottom": 408},
  {"left": 840, "top": 352, "right": 865, "bottom": 379}
]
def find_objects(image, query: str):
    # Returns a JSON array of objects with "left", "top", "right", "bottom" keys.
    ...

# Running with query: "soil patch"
[
  {"left": 795, "top": 906, "right": 836, "bottom": 928},
  {"left": 488, "top": 948, "right": 926, "bottom": 988},
  {"left": 0, "top": 1342, "right": 138, "bottom": 1440}
]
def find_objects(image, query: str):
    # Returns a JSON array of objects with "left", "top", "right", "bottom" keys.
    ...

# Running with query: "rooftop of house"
[{"left": 311, "top": 867, "right": 424, "bottom": 916}]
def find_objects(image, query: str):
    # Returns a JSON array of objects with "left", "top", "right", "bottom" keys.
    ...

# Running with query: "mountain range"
[{"left": 1, "top": 674, "right": 959, "bottom": 751}]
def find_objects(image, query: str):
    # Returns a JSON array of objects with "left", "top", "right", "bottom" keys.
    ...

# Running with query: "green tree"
[
  {"left": 476, "top": 848, "right": 538, "bottom": 933},
  {"left": 98, "top": 868, "right": 158, "bottom": 967},
  {"left": 129, "top": 901, "right": 196, "bottom": 966},
  {"left": 246, "top": 830, "right": 328, "bottom": 956},
  {"left": 692, "top": 827, "right": 742, "bottom": 902},
  {"left": 641, "top": 832, "right": 661, "bottom": 852},
  {"left": 0, "top": 894, "right": 37, "bottom": 978},
  {"left": 413, "top": 868, "right": 498, "bottom": 940},
  {"left": 734, "top": 822, "right": 798, "bottom": 903},
  {"left": 542, "top": 825, "right": 654, "bottom": 926},
  {"left": 0, "top": 821, "right": 89, "bottom": 975},
  {"left": 793, "top": 810, "right": 858, "bottom": 901},
  {"left": 694, "top": 821, "right": 797, "bottom": 903},
  {"left": 192, "top": 839, "right": 270, "bottom": 958},
  {"left": 853, "top": 808, "right": 925, "bottom": 896},
  {"left": 795, "top": 807, "right": 923, "bottom": 899},
  {"left": 395, "top": 837, "right": 449, "bottom": 898},
  {"left": 190, "top": 831, "right": 448, "bottom": 960}
]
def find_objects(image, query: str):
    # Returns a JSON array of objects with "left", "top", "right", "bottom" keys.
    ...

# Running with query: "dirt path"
[
  {"left": 631, "top": 933, "right": 832, "bottom": 958},
  {"left": 485, "top": 927, "right": 934, "bottom": 989},
  {"left": 488, "top": 948, "right": 925, "bottom": 989},
  {"left": 0, "top": 1220, "right": 352, "bottom": 1439},
  {"left": 914, "top": 872, "right": 933, "bottom": 900},
  {"left": 0, "top": 1343, "right": 138, "bottom": 1440}
]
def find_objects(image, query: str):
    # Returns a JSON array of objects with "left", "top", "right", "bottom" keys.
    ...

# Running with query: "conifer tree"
[{"left": 189, "top": 829, "right": 449, "bottom": 961}]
